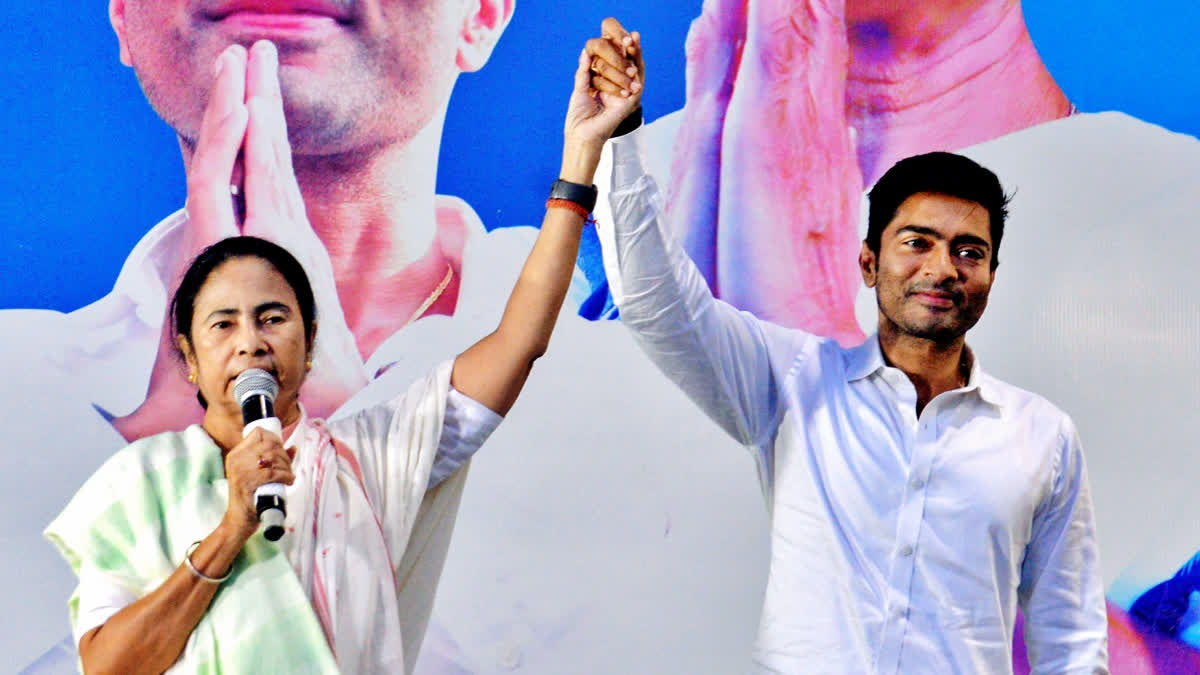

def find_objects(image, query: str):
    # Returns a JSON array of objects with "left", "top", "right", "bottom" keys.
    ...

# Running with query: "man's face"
[
  {"left": 860, "top": 192, "right": 996, "bottom": 344},
  {"left": 110, "top": 0, "right": 496, "bottom": 156}
]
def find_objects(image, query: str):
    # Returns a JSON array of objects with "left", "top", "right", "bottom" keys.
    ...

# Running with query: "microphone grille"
[{"left": 233, "top": 368, "right": 279, "bottom": 404}]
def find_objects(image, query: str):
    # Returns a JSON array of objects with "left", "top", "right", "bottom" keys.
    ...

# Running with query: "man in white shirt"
[
  {"left": 590, "top": 31, "right": 1108, "bottom": 669},
  {"left": 584, "top": 2, "right": 1200, "bottom": 669},
  {"left": 603, "top": 137, "right": 1108, "bottom": 673}
]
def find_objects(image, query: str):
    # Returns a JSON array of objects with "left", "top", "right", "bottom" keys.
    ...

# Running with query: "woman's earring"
[{"left": 187, "top": 372, "right": 197, "bottom": 384}]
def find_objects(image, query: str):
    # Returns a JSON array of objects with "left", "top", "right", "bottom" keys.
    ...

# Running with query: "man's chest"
[{"left": 769, "top": 389, "right": 1056, "bottom": 576}]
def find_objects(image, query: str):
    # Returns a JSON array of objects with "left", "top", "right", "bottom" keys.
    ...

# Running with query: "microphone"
[{"left": 233, "top": 368, "right": 286, "bottom": 542}]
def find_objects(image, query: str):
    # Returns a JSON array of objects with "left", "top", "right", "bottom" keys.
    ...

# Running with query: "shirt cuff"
[
  {"left": 610, "top": 126, "right": 651, "bottom": 195},
  {"left": 428, "top": 387, "right": 503, "bottom": 488}
]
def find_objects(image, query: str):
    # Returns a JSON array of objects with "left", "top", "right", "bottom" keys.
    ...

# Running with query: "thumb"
[{"left": 573, "top": 48, "right": 593, "bottom": 96}]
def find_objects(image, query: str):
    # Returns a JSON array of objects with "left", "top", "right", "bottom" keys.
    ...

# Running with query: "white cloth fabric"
[
  {"left": 899, "top": 116, "right": 1200, "bottom": 610},
  {"left": 596, "top": 128, "right": 1109, "bottom": 673},
  {"left": 49, "top": 361, "right": 501, "bottom": 673},
  {"left": 286, "top": 363, "right": 461, "bottom": 674},
  {"left": 72, "top": 385, "right": 501, "bottom": 645},
  {"left": 596, "top": 109, "right": 1200, "bottom": 605}
]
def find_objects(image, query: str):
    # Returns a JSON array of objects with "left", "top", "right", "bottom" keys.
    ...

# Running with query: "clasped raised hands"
[{"left": 561, "top": 18, "right": 645, "bottom": 181}]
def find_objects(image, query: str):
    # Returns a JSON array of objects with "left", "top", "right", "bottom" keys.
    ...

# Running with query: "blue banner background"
[{"left": 2, "top": 2, "right": 1197, "bottom": 311}]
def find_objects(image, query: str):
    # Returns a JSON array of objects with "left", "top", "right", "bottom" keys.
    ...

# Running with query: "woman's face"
[{"left": 180, "top": 256, "right": 310, "bottom": 423}]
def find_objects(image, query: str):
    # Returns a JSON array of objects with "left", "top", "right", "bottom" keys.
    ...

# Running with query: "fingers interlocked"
[{"left": 585, "top": 18, "right": 644, "bottom": 98}]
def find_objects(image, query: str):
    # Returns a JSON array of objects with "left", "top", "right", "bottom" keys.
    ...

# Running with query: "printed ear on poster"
[{"left": 457, "top": 0, "right": 515, "bottom": 73}]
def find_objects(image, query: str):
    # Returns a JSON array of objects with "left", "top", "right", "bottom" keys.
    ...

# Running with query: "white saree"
[{"left": 47, "top": 360, "right": 465, "bottom": 673}]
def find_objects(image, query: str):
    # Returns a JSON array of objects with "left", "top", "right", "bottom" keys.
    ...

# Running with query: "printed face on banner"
[
  {"left": 108, "top": 0, "right": 508, "bottom": 155},
  {"left": 863, "top": 193, "right": 994, "bottom": 343}
]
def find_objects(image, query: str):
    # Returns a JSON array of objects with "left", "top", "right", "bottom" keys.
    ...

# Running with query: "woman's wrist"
[
  {"left": 182, "top": 518, "right": 252, "bottom": 583},
  {"left": 212, "top": 515, "right": 255, "bottom": 555},
  {"left": 559, "top": 139, "right": 604, "bottom": 185}
]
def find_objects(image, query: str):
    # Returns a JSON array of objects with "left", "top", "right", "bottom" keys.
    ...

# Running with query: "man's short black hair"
[{"left": 866, "top": 152, "right": 1011, "bottom": 270}]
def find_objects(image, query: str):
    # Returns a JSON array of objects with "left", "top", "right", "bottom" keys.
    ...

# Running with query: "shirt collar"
[
  {"left": 961, "top": 348, "right": 1004, "bottom": 408},
  {"left": 843, "top": 334, "right": 1004, "bottom": 408},
  {"left": 843, "top": 335, "right": 887, "bottom": 382}
]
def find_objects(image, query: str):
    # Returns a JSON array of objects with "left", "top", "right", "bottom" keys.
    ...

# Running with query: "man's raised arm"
[{"left": 590, "top": 19, "right": 811, "bottom": 449}]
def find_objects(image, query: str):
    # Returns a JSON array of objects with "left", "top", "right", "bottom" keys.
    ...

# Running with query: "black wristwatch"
[{"left": 548, "top": 179, "right": 598, "bottom": 213}]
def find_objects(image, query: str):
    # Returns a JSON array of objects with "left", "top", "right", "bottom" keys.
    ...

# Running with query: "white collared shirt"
[{"left": 596, "top": 130, "right": 1108, "bottom": 674}]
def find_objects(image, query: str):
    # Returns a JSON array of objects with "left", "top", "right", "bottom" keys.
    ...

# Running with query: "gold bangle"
[{"left": 184, "top": 540, "right": 232, "bottom": 584}]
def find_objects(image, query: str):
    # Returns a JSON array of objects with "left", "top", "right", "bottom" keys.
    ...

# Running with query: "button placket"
[
  {"left": 875, "top": 367, "right": 936, "bottom": 673},
  {"left": 879, "top": 414, "right": 937, "bottom": 671}
]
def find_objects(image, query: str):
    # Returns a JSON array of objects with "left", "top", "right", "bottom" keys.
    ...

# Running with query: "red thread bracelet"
[{"left": 546, "top": 198, "right": 591, "bottom": 219}]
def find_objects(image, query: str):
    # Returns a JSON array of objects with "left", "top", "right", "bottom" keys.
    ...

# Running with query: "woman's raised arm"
[{"left": 451, "top": 23, "right": 644, "bottom": 415}]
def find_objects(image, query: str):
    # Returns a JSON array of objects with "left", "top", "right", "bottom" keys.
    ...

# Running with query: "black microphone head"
[{"left": 233, "top": 368, "right": 279, "bottom": 405}]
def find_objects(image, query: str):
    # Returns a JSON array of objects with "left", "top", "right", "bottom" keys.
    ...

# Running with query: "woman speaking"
[{"left": 44, "top": 34, "right": 643, "bottom": 674}]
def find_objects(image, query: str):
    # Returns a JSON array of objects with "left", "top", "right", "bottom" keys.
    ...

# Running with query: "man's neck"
[
  {"left": 877, "top": 321, "right": 968, "bottom": 416},
  {"left": 847, "top": 2, "right": 1071, "bottom": 185},
  {"left": 295, "top": 136, "right": 441, "bottom": 285},
  {"left": 292, "top": 122, "right": 456, "bottom": 357}
]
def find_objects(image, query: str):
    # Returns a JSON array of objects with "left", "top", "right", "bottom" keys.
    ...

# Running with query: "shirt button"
[
  {"left": 893, "top": 606, "right": 908, "bottom": 619},
  {"left": 900, "top": 545, "right": 914, "bottom": 557},
  {"left": 911, "top": 478, "right": 925, "bottom": 490}
]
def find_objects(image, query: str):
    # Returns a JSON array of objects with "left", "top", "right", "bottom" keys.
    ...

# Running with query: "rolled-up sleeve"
[{"left": 427, "top": 387, "right": 503, "bottom": 488}]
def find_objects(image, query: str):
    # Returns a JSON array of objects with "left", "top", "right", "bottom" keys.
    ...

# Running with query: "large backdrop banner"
[{"left": 4, "top": 1, "right": 1199, "bottom": 673}]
